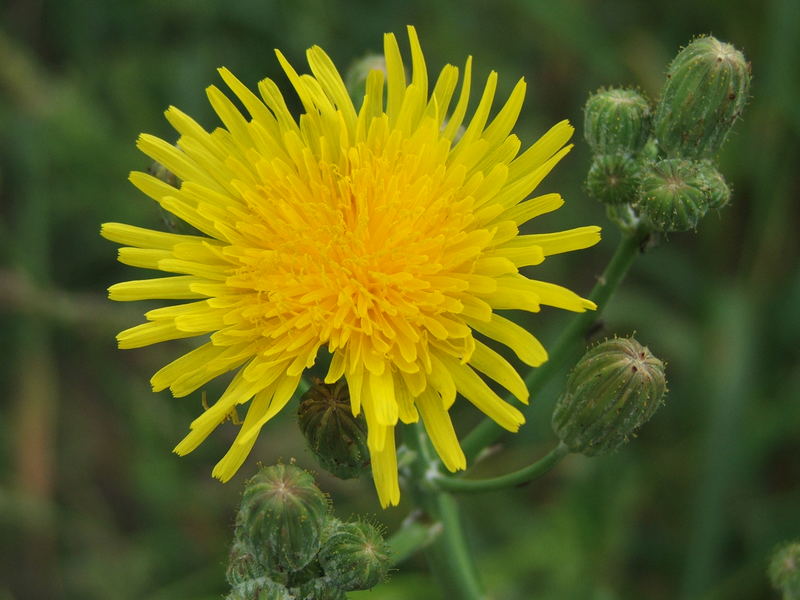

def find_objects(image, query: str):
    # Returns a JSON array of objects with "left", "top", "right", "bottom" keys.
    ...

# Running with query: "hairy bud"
[
  {"left": 584, "top": 88, "right": 652, "bottom": 155},
  {"left": 586, "top": 154, "right": 643, "bottom": 205},
  {"left": 654, "top": 36, "right": 750, "bottom": 159},
  {"left": 298, "top": 380, "right": 370, "bottom": 479},
  {"left": 552, "top": 337, "right": 666, "bottom": 456},
  {"left": 770, "top": 542, "right": 800, "bottom": 600},
  {"left": 318, "top": 520, "right": 390, "bottom": 591},
  {"left": 238, "top": 464, "right": 330, "bottom": 572},
  {"left": 226, "top": 539, "right": 266, "bottom": 587},
  {"left": 696, "top": 160, "right": 731, "bottom": 210},
  {"left": 291, "top": 577, "right": 347, "bottom": 600},
  {"left": 226, "top": 577, "right": 293, "bottom": 600},
  {"left": 637, "top": 158, "right": 710, "bottom": 231}
]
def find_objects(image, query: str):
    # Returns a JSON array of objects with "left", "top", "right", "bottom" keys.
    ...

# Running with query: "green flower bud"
[
  {"left": 298, "top": 380, "right": 369, "bottom": 480},
  {"left": 584, "top": 88, "right": 652, "bottom": 155},
  {"left": 227, "top": 577, "right": 293, "bottom": 600},
  {"left": 637, "top": 158, "right": 708, "bottom": 231},
  {"left": 238, "top": 464, "right": 330, "bottom": 572},
  {"left": 291, "top": 577, "right": 347, "bottom": 600},
  {"left": 654, "top": 36, "right": 751, "bottom": 159},
  {"left": 552, "top": 337, "right": 667, "bottom": 456},
  {"left": 696, "top": 160, "right": 731, "bottom": 210},
  {"left": 769, "top": 542, "right": 800, "bottom": 600},
  {"left": 318, "top": 520, "right": 390, "bottom": 591},
  {"left": 585, "top": 154, "right": 643, "bottom": 205},
  {"left": 226, "top": 539, "right": 266, "bottom": 587}
]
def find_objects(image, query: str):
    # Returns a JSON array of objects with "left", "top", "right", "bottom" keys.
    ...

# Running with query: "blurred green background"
[{"left": 1, "top": 0, "right": 798, "bottom": 598}]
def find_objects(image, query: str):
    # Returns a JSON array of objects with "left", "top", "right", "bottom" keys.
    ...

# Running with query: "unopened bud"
[
  {"left": 226, "top": 577, "right": 293, "bottom": 600},
  {"left": 655, "top": 36, "right": 750, "bottom": 159},
  {"left": 585, "top": 154, "right": 642, "bottom": 205},
  {"left": 226, "top": 539, "right": 266, "bottom": 587},
  {"left": 238, "top": 464, "right": 329, "bottom": 572},
  {"left": 584, "top": 88, "right": 652, "bottom": 155},
  {"left": 552, "top": 337, "right": 666, "bottom": 456},
  {"left": 291, "top": 577, "right": 347, "bottom": 600},
  {"left": 298, "top": 380, "right": 369, "bottom": 480},
  {"left": 637, "top": 158, "right": 709, "bottom": 231},
  {"left": 696, "top": 160, "right": 731, "bottom": 210},
  {"left": 318, "top": 520, "right": 390, "bottom": 591},
  {"left": 769, "top": 542, "right": 800, "bottom": 600}
]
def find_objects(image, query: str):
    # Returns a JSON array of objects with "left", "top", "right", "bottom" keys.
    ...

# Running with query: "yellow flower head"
[{"left": 103, "top": 26, "right": 600, "bottom": 507}]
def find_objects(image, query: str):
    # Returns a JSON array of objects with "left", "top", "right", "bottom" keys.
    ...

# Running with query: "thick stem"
[
  {"left": 406, "top": 424, "right": 486, "bottom": 600},
  {"left": 434, "top": 443, "right": 569, "bottom": 494},
  {"left": 461, "top": 231, "right": 647, "bottom": 462}
]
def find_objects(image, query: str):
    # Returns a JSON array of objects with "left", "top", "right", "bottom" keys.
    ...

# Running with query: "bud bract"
[
  {"left": 298, "top": 380, "right": 369, "bottom": 479},
  {"left": 552, "top": 337, "right": 666, "bottom": 456},
  {"left": 226, "top": 539, "right": 266, "bottom": 587},
  {"left": 238, "top": 464, "right": 330, "bottom": 572},
  {"left": 291, "top": 577, "right": 347, "bottom": 600},
  {"left": 769, "top": 542, "right": 800, "bottom": 600},
  {"left": 585, "top": 154, "right": 642, "bottom": 205},
  {"left": 637, "top": 158, "right": 709, "bottom": 231},
  {"left": 654, "top": 36, "right": 750, "bottom": 159},
  {"left": 318, "top": 520, "right": 390, "bottom": 591},
  {"left": 696, "top": 160, "right": 731, "bottom": 210},
  {"left": 227, "top": 577, "right": 293, "bottom": 600},
  {"left": 584, "top": 88, "right": 652, "bottom": 155}
]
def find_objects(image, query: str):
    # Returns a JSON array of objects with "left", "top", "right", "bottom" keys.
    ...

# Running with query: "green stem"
[
  {"left": 406, "top": 424, "right": 486, "bottom": 600},
  {"left": 386, "top": 518, "right": 443, "bottom": 566},
  {"left": 434, "top": 443, "right": 569, "bottom": 494},
  {"left": 462, "top": 231, "right": 647, "bottom": 462}
]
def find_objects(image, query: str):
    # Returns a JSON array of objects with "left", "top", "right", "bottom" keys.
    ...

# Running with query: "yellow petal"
[
  {"left": 417, "top": 387, "right": 466, "bottom": 472},
  {"left": 370, "top": 425, "right": 400, "bottom": 508},
  {"left": 469, "top": 340, "right": 529, "bottom": 404}
]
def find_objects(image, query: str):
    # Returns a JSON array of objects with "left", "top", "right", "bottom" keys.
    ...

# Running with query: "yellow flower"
[{"left": 102, "top": 26, "right": 600, "bottom": 507}]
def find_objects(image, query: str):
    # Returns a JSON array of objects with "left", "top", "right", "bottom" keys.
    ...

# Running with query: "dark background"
[{"left": 1, "top": 0, "right": 798, "bottom": 598}]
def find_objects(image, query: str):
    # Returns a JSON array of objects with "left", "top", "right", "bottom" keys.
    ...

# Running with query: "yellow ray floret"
[{"left": 103, "top": 25, "right": 600, "bottom": 508}]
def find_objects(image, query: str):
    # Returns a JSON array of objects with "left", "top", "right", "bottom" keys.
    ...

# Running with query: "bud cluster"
[
  {"left": 226, "top": 464, "right": 390, "bottom": 600},
  {"left": 583, "top": 36, "right": 750, "bottom": 233},
  {"left": 552, "top": 337, "right": 667, "bottom": 456}
]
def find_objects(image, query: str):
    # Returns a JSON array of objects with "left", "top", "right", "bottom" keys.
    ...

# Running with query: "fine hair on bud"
[
  {"left": 695, "top": 160, "right": 731, "bottom": 210},
  {"left": 585, "top": 154, "right": 643, "bottom": 205},
  {"left": 637, "top": 158, "right": 711, "bottom": 232},
  {"left": 769, "top": 541, "right": 800, "bottom": 600},
  {"left": 584, "top": 87, "right": 652, "bottom": 155},
  {"left": 226, "top": 538, "right": 268, "bottom": 587},
  {"left": 654, "top": 35, "right": 751, "bottom": 159},
  {"left": 226, "top": 577, "right": 293, "bottom": 600},
  {"left": 237, "top": 463, "right": 330, "bottom": 573},
  {"left": 552, "top": 337, "right": 667, "bottom": 456},
  {"left": 297, "top": 380, "right": 370, "bottom": 480},
  {"left": 318, "top": 519, "right": 391, "bottom": 591}
]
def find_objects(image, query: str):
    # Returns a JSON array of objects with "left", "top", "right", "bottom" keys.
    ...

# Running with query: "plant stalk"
[
  {"left": 434, "top": 443, "right": 569, "bottom": 494},
  {"left": 405, "top": 424, "right": 486, "bottom": 600}
]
